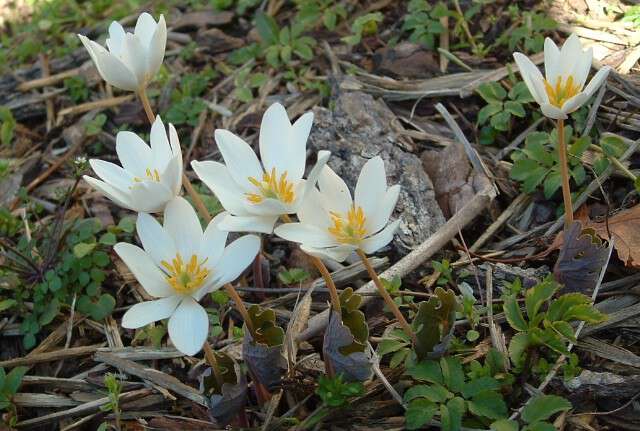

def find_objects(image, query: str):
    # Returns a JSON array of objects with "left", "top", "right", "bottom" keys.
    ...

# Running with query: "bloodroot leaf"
[
  {"left": 199, "top": 352, "right": 247, "bottom": 427},
  {"left": 412, "top": 287, "right": 460, "bottom": 360},
  {"left": 553, "top": 221, "right": 612, "bottom": 294}
]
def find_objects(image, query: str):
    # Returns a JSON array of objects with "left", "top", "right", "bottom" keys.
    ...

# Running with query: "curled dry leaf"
[
  {"left": 323, "top": 288, "right": 372, "bottom": 382},
  {"left": 242, "top": 305, "right": 286, "bottom": 396},
  {"left": 199, "top": 352, "right": 247, "bottom": 427},
  {"left": 584, "top": 205, "right": 640, "bottom": 269},
  {"left": 283, "top": 285, "right": 314, "bottom": 373},
  {"left": 412, "top": 287, "right": 459, "bottom": 360},
  {"left": 554, "top": 220, "right": 611, "bottom": 294}
]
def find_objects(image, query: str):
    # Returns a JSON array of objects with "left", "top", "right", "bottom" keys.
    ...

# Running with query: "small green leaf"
[
  {"left": 522, "top": 395, "right": 571, "bottom": 424},
  {"left": 404, "top": 383, "right": 451, "bottom": 403},
  {"left": 405, "top": 398, "right": 437, "bottom": 430},
  {"left": 4, "top": 366, "right": 28, "bottom": 394},
  {"left": 406, "top": 360, "right": 443, "bottom": 384},
  {"left": 468, "top": 390, "right": 508, "bottom": 420},
  {"left": 525, "top": 279, "right": 557, "bottom": 320},
  {"left": 600, "top": 134, "right": 627, "bottom": 158},
  {"left": 477, "top": 82, "right": 507, "bottom": 103},
  {"left": 504, "top": 101, "right": 525, "bottom": 117},
  {"left": 543, "top": 170, "right": 562, "bottom": 198},
  {"left": 99, "top": 232, "right": 117, "bottom": 245},
  {"left": 503, "top": 296, "right": 527, "bottom": 331},
  {"left": 490, "top": 111, "right": 512, "bottom": 131},
  {"left": 441, "top": 397, "right": 466, "bottom": 431},
  {"left": 461, "top": 376, "right": 501, "bottom": 398},
  {"left": 390, "top": 349, "right": 409, "bottom": 369},
  {"left": 569, "top": 135, "right": 591, "bottom": 157},
  {"left": 441, "top": 356, "right": 464, "bottom": 393},
  {"left": 477, "top": 103, "right": 503, "bottom": 125},
  {"left": 0, "top": 299, "right": 17, "bottom": 312},
  {"left": 377, "top": 338, "right": 408, "bottom": 356},
  {"left": 255, "top": 12, "right": 279, "bottom": 45},
  {"left": 491, "top": 419, "right": 520, "bottom": 431},
  {"left": 508, "top": 332, "right": 530, "bottom": 366},
  {"left": 562, "top": 304, "right": 607, "bottom": 323},
  {"left": 73, "top": 242, "right": 96, "bottom": 258}
]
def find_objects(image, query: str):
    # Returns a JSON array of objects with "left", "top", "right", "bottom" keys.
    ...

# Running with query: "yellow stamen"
[
  {"left": 133, "top": 168, "right": 161, "bottom": 183},
  {"left": 245, "top": 167, "right": 295, "bottom": 204},
  {"left": 328, "top": 205, "right": 368, "bottom": 245},
  {"left": 543, "top": 75, "right": 581, "bottom": 108},
  {"left": 160, "top": 253, "right": 210, "bottom": 295}
]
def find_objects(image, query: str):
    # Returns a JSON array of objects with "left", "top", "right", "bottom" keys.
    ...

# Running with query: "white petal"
[
  {"left": 199, "top": 212, "right": 229, "bottom": 268},
  {"left": 160, "top": 154, "right": 182, "bottom": 196},
  {"left": 297, "top": 150, "right": 330, "bottom": 207},
  {"left": 121, "top": 33, "right": 147, "bottom": 85},
  {"left": 558, "top": 34, "right": 583, "bottom": 79},
  {"left": 274, "top": 223, "right": 338, "bottom": 248},
  {"left": 244, "top": 197, "right": 289, "bottom": 216},
  {"left": 191, "top": 160, "right": 247, "bottom": 215},
  {"left": 116, "top": 131, "right": 151, "bottom": 177},
  {"left": 560, "top": 92, "right": 589, "bottom": 115},
  {"left": 355, "top": 156, "right": 387, "bottom": 219},
  {"left": 89, "top": 159, "right": 133, "bottom": 191},
  {"left": 146, "top": 14, "right": 166, "bottom": 79},
  {"left": 259, "top": 103, "right": 294, "bottom": 177},
  {"left": 298, "top": 187, "right": 332, "bottom": 229},
  {"left": 93, "top": 47, "right": 139, "bottom": 91},
  {"left": 78, "top": 34, "right": 99, "bottom": 66},
  {"left": 136, "top": 212, "right": 177, "bottom": 267},
  {"left": 582, "top": 66, "right": 611, "bottom": 100},
  {"left": 300, "top": 244, "right": 353, "bottom": 263},
  {"left": 214, "top": 129, "right": 263, "bottom": 190},
  {"left": 114, "top": 243, "right": 173, "bottom": 297},
  {"left": 163, "top": 197, "right": 203, "bottom": 258},
  {"left": 540, "top": 103, "right": 567, "bottom": 120},
  {"left": 134, "top": 12, "right": 157, "bottom": 49},
  {"left": 513, "top": 52, "right": 548, "bottom": 106},
  {"left": 168, "top": 297, "right": 208, "bottom": 356},
  {"left": 150, "top": 116, "right": 171, "bottom": 169},
  {"left": 213, "top": 235, "right": 261, "bottom": 287},
  {"left": 168, "top": 123, "right": 182, "bottom": 161},
  {"left": 106, "top": 21, "right": 126, "bottom": 56},
  {"left": 317, "top": 164, "right": 352, "bottom": 214},
  {"left": 289, "top": 111, "right": 314, "bottom": 180},
  {"left": 570, "top": 46, "right": 593, "bottom": 90},
  {"left": 83, "top": 176, "right": 134, "bottom": 210},
  {"left": 218, "top": 213, "right": 278, "bottom": 234},
  {"left": 361, "top": 219, "right": 401, "bottom": 254},
  {"left": 366, "top": 184, "right": 400, "bottom": 234},
  {"left": 543, "top": 37, "right": 560, "bottom": 83},
  {"left": 121, "top": 295, "right": 180, "bottom": 328},
  {"left": 129, "top": 181, "right": 174, "bottom": 213}
]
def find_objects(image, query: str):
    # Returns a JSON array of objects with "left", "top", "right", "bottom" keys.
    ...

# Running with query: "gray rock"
[{"left": 308, "top": 91, "right": 445, "bottom": 252}]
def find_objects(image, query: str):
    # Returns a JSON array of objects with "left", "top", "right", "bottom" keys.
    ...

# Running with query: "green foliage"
[
  {"left": 85, "top": 114, "right": 107, "bottom": 137},
  {"left": 248, "top": 304, "right": 285, "bottom": 346},
  {"left": 255, "top": 13, "right": 317, "bottom": 68},
  {"left": 405, "top": 352, "right": 511, "bottom": 430},
  {"left": 510, "top": 126, "right": 590, "bottom": 198},
  {"left": 0, "top": 107, "right": 16, "bottom": 147},
  {"left": 211, "top": 0, "right": 261, "bottom": 14},
  {"left": 432, "top": 259, "right": 453, "bottom": 286},
  {"left": 503, "top": 276, "right": 606, "bottom": 374},
  {"left": 497, "top": 7, "right": 556, "bottom": 53},
  {"left": 278, "top": 267, "right": 311, "bottom": 285},
  {"left": 316, "top": 373, "right": 364, "bottom": 407},
  {"left": 342, "top": 12, "right": 383, "bottom": 46},
  {"left": 402, "top": 0, "right": 449, "bottom": 49},
  {"left": 132, "top": 322, "right": 168, "bottom": 349},
  {"left": 233, "top": 67, "right": 268, "bottom": 103},
  {"left": 295, "top": 0, "right": 347, "bottom": 31},
  {"left": 64, "top": 76, "right": 90, "bottom": 103},
  {"left": 164, "top": 67, "right": 216, "bottom": 126},
  {"left": 593, "top": 134, "right": 629, "bottom": 176},
  {"left": 412, "top": 287, "right": 459, "bottom": 360},
  {"left": 622, "top": 5, "right": 640, "bottom": 28},
  {"left": 0, "top": 366, "right": 28, "bottom": 426},
  {"left": 0, "top": 208, "right": 20, "bottom": 237},
  {"left": 491, "top": 395, "right": 572, "bottom": 431},
  {"left": 476, "top": 80, "right": 533, "bottom": 144},
  {"left": 99, "top": 373, "right": 123, "bottom": 430}
]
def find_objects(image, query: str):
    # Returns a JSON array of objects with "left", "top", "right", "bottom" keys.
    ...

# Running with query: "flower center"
[
  {"left": 246, "top": 167, "right": 295, "bottom": 204},
  {"left": 160, "top": 253, "right": 210, "bottom": 295},
  {"left": 133, "top": 168, "right": 161, "bottom": 183},
  {"left": 543, "top": 75, "right": 581, "bottom": 108},
  {"left": 328, "top": 205, "right": 368, "bottom": 245}
]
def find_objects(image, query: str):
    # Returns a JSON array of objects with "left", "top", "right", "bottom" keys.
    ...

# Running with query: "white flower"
[
  {"left": 78, "top": 13, "right": 166, "bottom": 92},
  {"left": 274, "top": 156, "right": 401, "bottom": 262},
  {"left": 83, "top": 116, "right": 182, "bottom": 213},
  {"left": 115, "top": 197, "right": 260, "bottom": 356},
  {"left": 513, "top": 33, "right": 611, "bottom": 120},
  {"left": 192, "top": 102, "right": 330, "bottom": 234}
]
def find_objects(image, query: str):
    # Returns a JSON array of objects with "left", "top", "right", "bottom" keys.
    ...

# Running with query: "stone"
[{"left": 307, "top": 91, "right": 445, "bottom": 252}]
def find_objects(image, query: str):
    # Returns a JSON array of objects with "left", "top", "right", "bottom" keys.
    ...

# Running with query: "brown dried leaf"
[
  {"left": 323, "top": 310, "right": 372, "bottom": 382},
  {"left": 585, "top": 206, "right": 640, "bottom": 268},
  {"left": 199, "top": 353, "right": 247, "bottom": 427},
  {"left": 283, "top": 285, "right": 314, "bottom": 372}
]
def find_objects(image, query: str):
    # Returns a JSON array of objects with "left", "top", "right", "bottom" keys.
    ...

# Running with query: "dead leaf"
[
  {"left": 412, "top": 287, "right": 459, "bottom": 360},
  {"left": 323, "top": 310, "right": 372, "bottom": 382},
  {"left": 283, "top": 285, "right": 314, "bottom": 373},
  {"left": 585, "top": 205, "right": 640, "bottom": 268},
  {"left": 199, "top": 352, "right": 247, "bottom": 427},
  {"left": 554, "top": 220, "right": 611, "bottom": 293}
]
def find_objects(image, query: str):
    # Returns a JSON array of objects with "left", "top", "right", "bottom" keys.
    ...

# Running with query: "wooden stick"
[{"left": 356, "top": 249, "right": 416, "bottom": 344}]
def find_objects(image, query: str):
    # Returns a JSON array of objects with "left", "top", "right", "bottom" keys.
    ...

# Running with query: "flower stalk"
[
  {"left": 202, "top": 342, "right": 224, "bottom": 389},
  {"left": 556, "top": 119, "right": 573, "bottom": 227},
  {"left": 356, "top": 249, "right": 417, "bottom": 344},
  {"left": 224, "top": 283, "right": 256, "bottom": 337},
  {"left": 138, "top": 89, "right": 155, "bottom": 125}
]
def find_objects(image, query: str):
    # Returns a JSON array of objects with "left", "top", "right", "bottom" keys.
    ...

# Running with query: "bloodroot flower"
[
  {"left": 192, "top": 103, "right": 330, "bottom": 234},
  {"left": 513, "top": 33, "right": 611, "bottom": 120},
  {"left": 274, "top": 156, "right": 401, "bottom": 262},
  {"left": 115, "top": 197, "right": 260, "bottom": 355},
  {"left": 83, "top": 116, "right": 182, "bottom": 213},
  {"left": 78, "top": 13, "right": 166, "bottom": 92}
]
